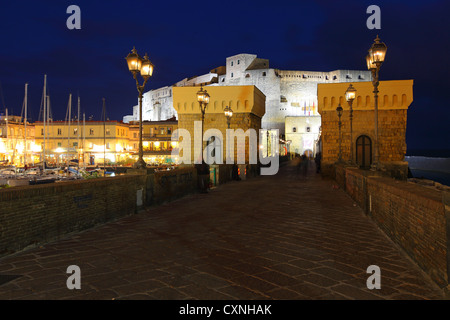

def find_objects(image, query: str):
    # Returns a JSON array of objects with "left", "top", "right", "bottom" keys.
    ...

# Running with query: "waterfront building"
[
  {"left": 128, "top": 118, "right": 179, "bottom": 165},
  {"left": 34, "top": 120, "right": 131, "bottom": 166},
  {"left": 0, "top": 114, "right": 37, "bottom": 166}
]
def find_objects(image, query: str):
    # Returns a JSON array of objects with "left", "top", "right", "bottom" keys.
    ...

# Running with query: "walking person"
[
  {"left": 301, "top": 154, "right": 308, "bottom": 178},
  {"left": 315, "top": 152, "right": 321, "bottom": 173}
]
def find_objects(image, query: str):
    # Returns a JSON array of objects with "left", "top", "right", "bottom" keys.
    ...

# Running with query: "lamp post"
[
  {"left": 125, "top": 47, "right": 154, "bottom": 169},
  {"left": 366, "top": 35, "right": 387, "bottom": 169},
  {"left": 196, "top": 86, "right": 210, "bottom": 162},
  {"left": 345, "top": 83, "right": 356, "bottom": 164},
  {"left": 224, "top": 106, "right": 233, "bottom": 129},
  {"left": 224, "top": 106, "right": 233, "bottom": 163},
  {"left": 266, "top": 130, "right": 270, "bottom": 157},
  {"left": 336, "top": 104, "right": 343, "bottom": 163}
]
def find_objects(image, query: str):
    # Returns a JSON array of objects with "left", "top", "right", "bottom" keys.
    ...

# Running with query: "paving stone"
[{"left": 0, "top": 161, "right": 444, "bottom": 300}]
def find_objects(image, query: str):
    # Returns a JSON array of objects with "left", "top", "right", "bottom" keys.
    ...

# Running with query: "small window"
[
  {"left": 306, "top": 127, "right": 311, "bottom": 132},
  {"left": 231, "top": 61, "right": 234, "bottom": 66},
  {"left": 73, "top": 128, "right": 78, "bottom": 135},
  {"left": 237, "top": 60, "right": 240, "bottom": 65},
  {"left": 106, "top": 129, "right": 111, "bottom": 135},
  {"left": 41, "top": 129, "right": 44, "bottom": 135},
  {"left": 245, "top": 74, "right": 250, "bottom": 78},
  {"left": 57, "top": 128, "right": 62, "bottom": 135},
  {"left": 133, "top": 132, "right": 137, "bottom": 138},
  {"left": 90, "top": 129, "right": 94, "bottom": 135},
  {"left": 73, "top": 142, "right": 78, "bottom": 147},
  {"left": 231, "top": 72, "right": 233, "bottom": 77},
  {"left": 57, "top": 142, "right": 62, "bottom": 147},
  {"left": 293, "top": 127, "right": 297, "bottom": 133},
  {"left": 262, "top": 72, "right": 266, "bottom": 76}
]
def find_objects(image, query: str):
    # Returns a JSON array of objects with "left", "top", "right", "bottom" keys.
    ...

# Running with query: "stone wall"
[
  {"left": 342, "top": 167, "right": 449, "bottom": 288},
  {"left": 151, "top": 167, "right": 198, "bottom": 205},
  {"left": 318, "top": 80, "right": 413, "bottom": 180},
  {"left": 0, "top": 175, "right": 146, "bottom": 258}
]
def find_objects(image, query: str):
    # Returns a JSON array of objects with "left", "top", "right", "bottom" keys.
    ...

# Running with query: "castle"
[{"left": 123, "top": 53, "right": 371, "bottom": 156}]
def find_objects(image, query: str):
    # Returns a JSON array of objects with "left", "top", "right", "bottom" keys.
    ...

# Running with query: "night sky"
[{"left": 0, "top": 0, "right": 449, "bottom": 152}]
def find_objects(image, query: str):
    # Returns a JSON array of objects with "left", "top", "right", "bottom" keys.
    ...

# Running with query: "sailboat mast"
[
  {"left": 24, "top": 83, "right": 28, "bottom": 166},
  {"left": 77, "top": 96, "right": 80, "bottom": 169},
  {"left": 103, "top": 98, "right": 106, "bottom": 170},
  {"left": 83, "top": 112, "right": 86, "bottom": 169},
  {"left": 43, "top": 75, "right": 47, "bottom": 171},
  {"left": 67, "top": 94, "right": 72, "bottom": 166},
  {"left": 5, "top": 108, "right": 8, "bottom": 163}
]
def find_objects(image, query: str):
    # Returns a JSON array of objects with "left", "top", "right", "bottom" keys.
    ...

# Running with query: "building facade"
[
  {"left": 128, "top": 119, "right": 178, "bottom": 165},
  {"left": 34, "top": 120, "right": 131, "bottom": 166},
  {"left": 172, "top": 85, "right": 265, "bottom": 165},
  {"left": 124, "top": 53, "right": 371, "bottom": 158},
  {"left": 317, "top": 79, "right": 414, "bottom": 178},
  {"left": 218, "top": 54, "right": 372, "bottom": 136},
  {"left": 0, "top": 115, "right": 36, "bottom": 166},
  {"left": 285, "top": 115, "right": 321, "bottom": 158}
]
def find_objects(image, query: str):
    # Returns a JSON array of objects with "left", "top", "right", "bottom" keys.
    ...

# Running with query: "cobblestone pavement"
[{"left": 0, "top": 161, "right": 445, "bottom": 300}]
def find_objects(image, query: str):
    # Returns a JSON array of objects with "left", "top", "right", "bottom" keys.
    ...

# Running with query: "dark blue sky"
[{"left": 0, "top": 0, "right": 449, "bottom": 151}]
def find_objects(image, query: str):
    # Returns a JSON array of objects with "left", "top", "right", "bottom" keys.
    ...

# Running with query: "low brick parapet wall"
[
  {"left": 343, "top": 167, "right": 448, "bottom": 288},
  {"left": 0, "top": 175, "right": 146, "bottom": 258}
]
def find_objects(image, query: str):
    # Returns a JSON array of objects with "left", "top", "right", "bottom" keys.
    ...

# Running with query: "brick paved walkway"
[{"left": 0, "top": 160, "right": 445, "bottom": 300}]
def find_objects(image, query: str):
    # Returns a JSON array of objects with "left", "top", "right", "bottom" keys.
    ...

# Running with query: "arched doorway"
[{"left": 356, "top": 135, "right": 372, "bottom": 169}]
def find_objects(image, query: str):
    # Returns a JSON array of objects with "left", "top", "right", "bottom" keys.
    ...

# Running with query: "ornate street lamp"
[
  {"left": 125, "top": 47, "right": 154, "bottom": 169},
  {"left": 345, "top": 83, "right": 356, "bottom": 164},
  {"left": 224, "top": 106, "right": 233, "bottom": 129},
  {"left": 336, "top": 104, "right": 343, "bottom": 163},
  {"left": 366, "top": 35, "right": 387, "bottom": 169},
  {"left": 224, "top": 105, "right": 233, "bottom": 163},
  {"left": 197, "top": 86, "right": 210, "bottom": 162}
]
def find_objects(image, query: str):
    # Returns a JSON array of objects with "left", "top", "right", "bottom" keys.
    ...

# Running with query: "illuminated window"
[{"left": 106, "top": 129, "right": 111, "bottom": 135}]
